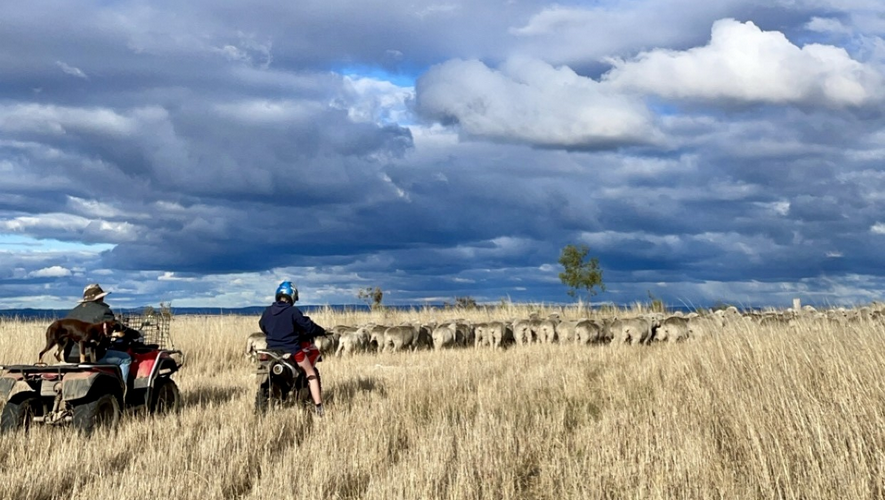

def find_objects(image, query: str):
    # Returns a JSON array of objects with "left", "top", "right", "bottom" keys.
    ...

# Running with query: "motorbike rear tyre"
[{"left": 254, "top": 383, "right": 279, "bottom": 415}]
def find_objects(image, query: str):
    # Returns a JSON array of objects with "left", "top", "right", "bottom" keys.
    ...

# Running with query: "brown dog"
[{"left": 37, "top": 318, "right": 117, "bottom": 363}]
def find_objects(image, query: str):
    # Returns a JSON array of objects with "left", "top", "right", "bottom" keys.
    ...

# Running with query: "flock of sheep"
[{"left": 245, "top": 303, "right": 885, "bottom": 358}]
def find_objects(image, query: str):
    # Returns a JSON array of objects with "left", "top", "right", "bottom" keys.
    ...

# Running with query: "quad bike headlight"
[{"left": 271, "top": 364, "right": 285, "bottom": 375}]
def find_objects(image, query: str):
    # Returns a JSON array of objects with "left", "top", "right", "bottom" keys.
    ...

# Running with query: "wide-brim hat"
[{"left": 80, "top": 283, "right": 110, "bottom": 302}]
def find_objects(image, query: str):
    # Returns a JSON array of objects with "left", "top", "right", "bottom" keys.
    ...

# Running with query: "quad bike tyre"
[
  {"left": 149, "top": 378, "right": 181, "bottom": 415},
  {"left": 0, "top": 395, "right": 41, "bottom": 433},
  {"left": 72, "top": 394, "right": 121, "bottom": 436}
]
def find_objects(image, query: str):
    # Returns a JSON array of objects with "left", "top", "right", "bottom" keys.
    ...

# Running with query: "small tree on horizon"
[
  {"left": 444, "top": 296, "right": 478, "bottom": 310},
  {"left": 159, "top": 301, "right": 174, "bottom": 319},
  {"left": 357, "top": 286, "right": 384, "bottom": 310},
  {"left": 558, "top": 244, "right": 605, "bottom": 301}
]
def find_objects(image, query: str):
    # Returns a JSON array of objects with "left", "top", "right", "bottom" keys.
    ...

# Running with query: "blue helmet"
[{"left": 275, "top": 281, "right": 299, "bottom": 303}]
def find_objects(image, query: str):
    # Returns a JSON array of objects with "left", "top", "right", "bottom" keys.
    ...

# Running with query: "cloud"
[
  {"left": 3, "top": 2, "right": 885, "bottom": 309},
  {"left": 0, "top": 213, "right": 138, "bottom": 244},
  {"left": 805, "top": 17, "right": 853, "bottom": 35},
  {"left": 605, "top": 19, "right": 883, "bottom": 107},
  {"left": 212, "top": 33, "right": 273, "bottom": 69},
  {"left": 55, "top": 61, "right": 88, "bottom": 79},
  {"left": 508, "top": 0, "right": 753, "bottom": 65},
  {"left": 0, "top": 103, "right": 143, "bottom": 137},
  {"left": 415, "top": 57, "right": 658, "bottom": 148},
  {"left": 337, "top": 76, "right": 414, "bottom": 125},
  {"left": 29, "top": 266, "right": 72, "bottom": 278}
]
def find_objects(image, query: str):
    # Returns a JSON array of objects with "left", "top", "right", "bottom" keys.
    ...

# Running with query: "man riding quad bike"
[{"left": 0, "top": 311, "right": 184, "bottom": 435}]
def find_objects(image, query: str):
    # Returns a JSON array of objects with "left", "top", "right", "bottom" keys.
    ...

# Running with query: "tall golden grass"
[{"left": 0, "top": 307, "right": 883, "bottom": 500}]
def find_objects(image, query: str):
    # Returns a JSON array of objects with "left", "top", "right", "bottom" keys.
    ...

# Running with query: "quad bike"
[
  {"left": 254, "top": 349, "right": 321, "bottom": 415},
  {"left": 0, "top": 314, "right": 185, "bottom": 435}
]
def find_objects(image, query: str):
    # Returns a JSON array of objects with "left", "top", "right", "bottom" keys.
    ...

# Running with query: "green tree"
[
  {"left": 558, "top": 244, "right": 605, "bottom": 300},
  {"left": 357, "top": 286, "right": 384, "bottom": 310}
]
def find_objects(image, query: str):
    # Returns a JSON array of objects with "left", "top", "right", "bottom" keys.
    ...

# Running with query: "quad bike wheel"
[
  {"left": 72, "top": 394, "right": 121, "bottom": 436},
  {"left": 0, "top": 395, "right": 41, "bottom": 434},
  {"left": 149, "top": 378, "right": 181, "bottom": 415}
]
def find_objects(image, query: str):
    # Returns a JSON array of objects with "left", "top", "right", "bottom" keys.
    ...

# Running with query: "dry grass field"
[{"left": 1, "top": 305, "right": 884, "bottom": 500}]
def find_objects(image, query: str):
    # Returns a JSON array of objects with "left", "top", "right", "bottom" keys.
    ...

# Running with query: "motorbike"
[{"left": 253, "top": 349, "right": 321, "bottom": 414}]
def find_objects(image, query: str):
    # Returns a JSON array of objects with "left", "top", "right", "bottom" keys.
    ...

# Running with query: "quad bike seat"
[
  {"left": 129, "top": 344, "right": 160, "bottom": 354},
  {"left": 63, "top": 343, "right": 107, "bottom": 364}
]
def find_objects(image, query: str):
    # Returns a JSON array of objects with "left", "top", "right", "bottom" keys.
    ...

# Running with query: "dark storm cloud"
[{"left": 2, "top": 0, "right": 885, "bottom": 308}]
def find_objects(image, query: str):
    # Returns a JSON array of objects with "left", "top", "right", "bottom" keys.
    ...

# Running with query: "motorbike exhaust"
[{"left": 271, "top": 362, "right": 295, "bottom": 378}]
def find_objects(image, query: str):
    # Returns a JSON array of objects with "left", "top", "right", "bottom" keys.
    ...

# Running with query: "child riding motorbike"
[{"left": 258, "top": 281, "right": 328, "bottom": 416}]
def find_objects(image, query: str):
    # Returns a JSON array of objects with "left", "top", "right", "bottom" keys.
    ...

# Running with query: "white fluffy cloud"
[
  {"left": 28, "top": 266, "right": 72, "bottom": 278},
  {"left": 0, "top": 104, "right": 168, "bottom": 137},
  {"left": 605, "top": 19, "right": 882, "bottom": 107},
  {"left": 56, "top": 61, "right": 88, "bottom": 79},
  {"left": 0, "top": 214, "right": 138, "bottom": 243},
  {"left": 508, "top": 0, "right": 749, "bottom": 64},
  {"left": 337, "top": 76, "right": 414, "bottom": 125},
  {"left": 415, "top": 57, "right": 658, "bottom": 148}
]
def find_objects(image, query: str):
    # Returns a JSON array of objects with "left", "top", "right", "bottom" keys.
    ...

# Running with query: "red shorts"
[{"left": 293, "top": 342, "right": 320, "bottom": 365}]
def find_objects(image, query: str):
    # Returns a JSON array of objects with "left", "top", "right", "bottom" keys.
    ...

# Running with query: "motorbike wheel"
[
  {"left": 254, "top": 384, "right": 269, "bottom": 415},
  {"left": 254, "top": 383, "right": 281, "bottom": 415},
  {"left": 150, "top": 378, "right": 181, "bottom": 415},
  {"left": 255, "top": 378, "right": 293, "bottom": 415},
  {"left": 0, "top": 394, "right": 41, "bottom": 434},
  {"left": 72, "top": 394, "right": 121, "bottom": 436}
]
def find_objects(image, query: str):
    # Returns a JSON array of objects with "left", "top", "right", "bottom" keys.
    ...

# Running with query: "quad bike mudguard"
[
  {"left": 0, "top": 373, "right": 32, "bottom": 401},
  {"left": 61, "top": 370, "right": 123, "bottom": 403}
]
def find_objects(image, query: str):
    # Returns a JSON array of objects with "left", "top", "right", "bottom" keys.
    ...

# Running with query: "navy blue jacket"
[{"left": 259, "top": 301, "right": 326, "bottom": 352}]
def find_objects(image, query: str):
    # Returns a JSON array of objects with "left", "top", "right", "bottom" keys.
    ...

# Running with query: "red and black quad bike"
[
  {"left": 0, "top": 313, "right": 185, "bottom": 435},
  {"left": 254, "top": 349, "right": 321, "bottom": 415}
]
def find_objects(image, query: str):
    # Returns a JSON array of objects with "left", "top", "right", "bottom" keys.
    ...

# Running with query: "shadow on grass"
[
  {"left": 326, "top": 376, "right": 386, "bottom": 406},
  {"left": 183, "top": 385, "right": 248, "bottom": 408}
]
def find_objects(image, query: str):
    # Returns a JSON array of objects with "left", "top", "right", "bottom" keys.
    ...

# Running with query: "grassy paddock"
[{"left": 0, "top": 311, "right": 884, "bottom": 499}]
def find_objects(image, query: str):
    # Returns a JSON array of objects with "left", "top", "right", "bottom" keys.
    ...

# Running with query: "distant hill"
[
  {"left": 0, "top": 304, "right": 426, "bottom": 320},
  {"left": 0, "top": 303, "right": 712, "bottom": 320}
]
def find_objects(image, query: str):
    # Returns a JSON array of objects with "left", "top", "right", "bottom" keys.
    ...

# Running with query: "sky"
[{"left": 2, "top": 0, "right": 885, "bottom": 310}]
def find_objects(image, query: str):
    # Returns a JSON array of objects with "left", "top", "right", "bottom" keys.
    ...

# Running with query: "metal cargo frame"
[{"left": 118, "top": 313, "right": 174, "bottom": 349}]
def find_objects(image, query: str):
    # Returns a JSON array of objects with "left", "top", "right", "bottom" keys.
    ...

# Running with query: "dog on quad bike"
[{"left": 37, "top": 318, "right": 118, "bottom": 363}]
